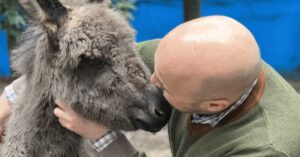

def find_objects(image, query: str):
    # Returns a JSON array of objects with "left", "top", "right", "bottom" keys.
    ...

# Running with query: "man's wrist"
[
  {"left": 99, "top": 132, "right": 138, "bottom": 157},
  {"left": 89, "top": 126, "right": 110, "bottom": 141},
  {"left": 3, "top": 84, "right": 17, "bottom": 105},
  {"left": 89, "top": 131, "right": 137, "bottom": 157},
  {"left": 90, "top": 130, "right": 119, "bottom": 152},
  {"left": 0, "top": 93, "right": 11, "bottom": 121}
]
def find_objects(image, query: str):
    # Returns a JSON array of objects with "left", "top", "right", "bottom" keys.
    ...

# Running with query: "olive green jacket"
[{"left": 101, "top": 39, "right": 300, "bottom": 157}]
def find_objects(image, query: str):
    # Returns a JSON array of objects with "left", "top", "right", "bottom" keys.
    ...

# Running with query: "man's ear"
[{"left": 207, "top": 99, "right": 230, "bottom": 113}]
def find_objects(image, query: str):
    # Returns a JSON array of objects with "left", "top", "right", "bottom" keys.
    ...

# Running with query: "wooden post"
[{"left": 184, "top": 0, "right": 200, "bottom": 22}]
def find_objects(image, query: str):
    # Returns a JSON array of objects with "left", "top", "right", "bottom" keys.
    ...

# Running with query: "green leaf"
[
  {"left": 0, "top": 0, "right": 25, "bottom": 47},
  {"left": 113, "top": 0, "right": 137, "bottom": 21}
]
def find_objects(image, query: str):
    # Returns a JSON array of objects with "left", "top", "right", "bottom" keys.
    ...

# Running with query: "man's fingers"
[
  {"left": 58, "top": 118, "right": 70, "bottom": 129},
  {"left": 0, "top": 128, "right": 4, "bottom": 143},
  {"left": 53, "top": 107, "right": 69, "bottom": 121},
  {"left": 55, "top": 100, "right": 69, "bottom": 111},
  {"left": 58, "top": 118, "right": 78, "bottom": 133}
]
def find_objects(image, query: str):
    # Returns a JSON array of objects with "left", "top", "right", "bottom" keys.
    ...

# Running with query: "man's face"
[
  {"left": 150, "top": 70, "right": 210, "bottom": 114},
  {"left": 152, "top": 43, "right": 216, "bottom": 114}
]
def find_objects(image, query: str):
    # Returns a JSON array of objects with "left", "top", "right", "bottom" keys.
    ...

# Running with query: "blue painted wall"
[
  {"left": 131, "top": 0, "right": 300, "bottom": 75},
  {"left": 201, "top": 0, "right": 300, "bottom": 75},
  {"left": 131, "top": 0, "right": 184, "bottom": 41},
  {"left": 1, "top": 0, "right": 299, "bottom": 77},
  {"left": 0, "top": 31, "right": 11, "bottom": 77}
]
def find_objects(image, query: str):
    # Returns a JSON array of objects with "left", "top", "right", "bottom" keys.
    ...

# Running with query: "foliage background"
[
  {"left": 0, "top": 0, "right": 25, "bottom": 48},
  {"left": 0, "top": 0, "right": 137, "bottom": 48}
]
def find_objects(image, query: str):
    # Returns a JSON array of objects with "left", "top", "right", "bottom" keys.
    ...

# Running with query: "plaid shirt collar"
[{"left": 192, "top": 78, "right": 258, "bottom": 127}]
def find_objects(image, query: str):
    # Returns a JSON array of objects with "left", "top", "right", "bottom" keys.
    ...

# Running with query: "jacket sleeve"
[
  {"left": 98, "top": 134, "right": 147, "bottom": 157},
  {"left": 225, "top": 146, "right": 289, "bottom": 157}
]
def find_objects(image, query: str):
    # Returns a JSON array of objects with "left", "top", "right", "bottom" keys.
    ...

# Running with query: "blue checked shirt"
[{"left": 4, "top": 84, "right": 17, "bottom": 104}]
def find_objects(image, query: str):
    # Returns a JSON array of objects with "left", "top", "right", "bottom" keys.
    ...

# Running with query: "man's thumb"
[{"left": 0, "top": 128, "right": 3, "bottom": 143}]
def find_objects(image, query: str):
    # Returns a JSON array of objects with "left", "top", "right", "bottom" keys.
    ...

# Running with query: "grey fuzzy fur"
[{"left": 0, "top": 0, "right": 165, "bottom": 156}]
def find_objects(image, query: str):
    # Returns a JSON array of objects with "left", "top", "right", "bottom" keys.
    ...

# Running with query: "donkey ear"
[
  {"left": 36, "top": 0, "right": 68, "bottom": 24},
  {"left": 19, "top": 0, "right": 67, "bottom": 25},
  {"left": 19, "top": 0, "right": 42, "bottom": 21}
]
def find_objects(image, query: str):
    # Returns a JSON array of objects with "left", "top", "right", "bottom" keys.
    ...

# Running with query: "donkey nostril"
[{"left": 154, "top": 108, "right": 165, "bottom": 117}]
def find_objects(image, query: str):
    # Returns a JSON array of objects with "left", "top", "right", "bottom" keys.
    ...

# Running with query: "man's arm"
[
  {"left": 0, "top": 76, "right": 26, "bottom": 142},
  {"left": 0, "top": 92, "right": 11, "bottom": 142}
]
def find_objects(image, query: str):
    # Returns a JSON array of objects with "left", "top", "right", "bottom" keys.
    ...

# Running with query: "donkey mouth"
[{"left": 133, "top": 119, "right": 162, "bottom": 133}]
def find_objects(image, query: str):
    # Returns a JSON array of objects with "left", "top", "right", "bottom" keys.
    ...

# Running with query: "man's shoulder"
[
  {"left": 258, "top": 61, "right": 300, "bottom": 156},
  {"left": 137, "top": 39, "right": 161, "bottom": 58},
  {"left": 137, "top": 39, "right": 161, "bottom": 51},
  {"left": 137, "top": 39, "right": 161, "bottom": 72},
  {"left": 261, "top": 61, "right": 300, "bottom": 109}
]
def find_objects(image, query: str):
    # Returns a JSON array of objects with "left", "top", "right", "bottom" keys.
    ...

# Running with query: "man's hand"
[
  {"left": 54, "top": 100, "right": 110, "bottom": 140},
  {"left": 0, "top": 93, "right": 11, "bottom": 143}
]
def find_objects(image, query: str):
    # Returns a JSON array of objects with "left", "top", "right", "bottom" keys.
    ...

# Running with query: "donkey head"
[{"left": 18, "top": 0, "right": 171, "bottom": 132}]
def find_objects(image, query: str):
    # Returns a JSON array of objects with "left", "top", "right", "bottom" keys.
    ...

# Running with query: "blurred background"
[{"left": 1, "top": 0, "right": 300, "bottom": 157}]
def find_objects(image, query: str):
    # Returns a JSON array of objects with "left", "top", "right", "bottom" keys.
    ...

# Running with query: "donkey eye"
[
  {"left": 80, "top": 56, "right": 108, "bottom": 69},
  {"left": 87, "top": 58, "right": 106, "bottom": 69}
]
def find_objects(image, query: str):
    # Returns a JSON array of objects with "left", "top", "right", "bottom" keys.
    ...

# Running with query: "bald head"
[{"left": 151, "top": 16, "right": 261, "bottom": 113}]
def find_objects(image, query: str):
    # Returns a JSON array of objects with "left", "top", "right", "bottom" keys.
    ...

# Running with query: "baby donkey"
[{"left": 0, "top": 0, "right": 171, "bottom": 156}]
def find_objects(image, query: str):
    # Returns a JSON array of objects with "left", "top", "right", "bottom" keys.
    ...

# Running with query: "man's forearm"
[
  {"left": 0, "top": 76, "right": 26, "bottom": 130},
  {"left": 0, "top": 91, "right": 11, "bottom": 142},
  {"left": 0, "top": 93, "right": 10, "bottom": 117}
]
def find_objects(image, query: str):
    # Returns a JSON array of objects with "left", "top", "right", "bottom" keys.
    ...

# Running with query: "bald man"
[{"left": 1, "top": 15, "right": 300, "bottom": 157}]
